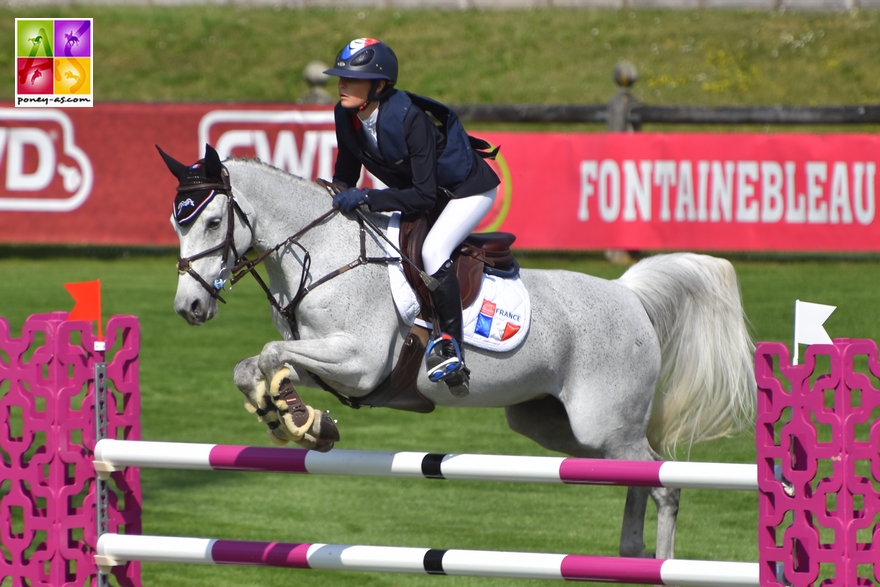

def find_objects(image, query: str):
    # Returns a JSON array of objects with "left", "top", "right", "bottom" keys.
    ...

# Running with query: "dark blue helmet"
[{"left": 324, "top": 38, "right": 398, "bottom": 84}]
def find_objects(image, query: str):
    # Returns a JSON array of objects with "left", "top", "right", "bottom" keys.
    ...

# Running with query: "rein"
[{"left": 229, "top": 207, "right": 394, "bottom": 333}]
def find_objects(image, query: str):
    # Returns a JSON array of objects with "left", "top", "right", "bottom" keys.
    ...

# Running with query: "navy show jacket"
[{"left": 332, "top": 89, "right": 499, "bottom": 214}]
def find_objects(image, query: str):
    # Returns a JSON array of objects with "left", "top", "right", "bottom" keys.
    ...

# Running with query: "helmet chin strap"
[{"left": 345, "top": 80, "right": 389, "bottom": 113}]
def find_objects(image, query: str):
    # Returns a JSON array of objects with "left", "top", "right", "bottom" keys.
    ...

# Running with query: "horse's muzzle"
[{"left": 175, "top": 295, "right": 215, "bottom": 325}]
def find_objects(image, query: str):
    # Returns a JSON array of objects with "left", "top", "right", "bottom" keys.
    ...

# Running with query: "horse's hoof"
[
  {"left": 314, "top": 410, "right": 341, "bottom": 443},
  {"left": 298, "top": 411, "right": 340, "bottom": 452},
  {"left": 312, "top": 438, "right": 336, "bottom": 453}
]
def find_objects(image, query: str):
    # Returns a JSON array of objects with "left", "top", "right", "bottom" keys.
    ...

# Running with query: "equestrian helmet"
[{"left": 324, "top": 38, "right": 398, "bottom": 84}]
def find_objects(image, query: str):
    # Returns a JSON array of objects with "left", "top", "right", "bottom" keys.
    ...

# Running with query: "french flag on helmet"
[{"left": 341, "top": 38, "right": 380, "bottom": 60}]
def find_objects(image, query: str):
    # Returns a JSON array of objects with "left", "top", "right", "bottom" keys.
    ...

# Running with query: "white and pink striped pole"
[
  {"left": 96, "top": 534, "right": 758, "bottom": 586},
  {"left": 93, "top": 439, "right": 757, "bottom": 490}
]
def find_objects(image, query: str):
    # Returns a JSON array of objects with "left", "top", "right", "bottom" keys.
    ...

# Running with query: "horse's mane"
[{"left": 223, "top": 156, "right": 319, "bottom": 191}]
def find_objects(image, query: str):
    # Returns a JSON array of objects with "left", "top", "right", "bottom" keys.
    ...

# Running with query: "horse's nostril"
[{"left": 190, "top": 299, "right": 201, "bottom": 315}]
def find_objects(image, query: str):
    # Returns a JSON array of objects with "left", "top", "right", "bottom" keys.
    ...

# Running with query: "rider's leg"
[
  {"left": 423, "top": 188, "right": 496, "bottom": 393},
  {"left": 424, "top": 259, "right": 465, "bottom": 379}
]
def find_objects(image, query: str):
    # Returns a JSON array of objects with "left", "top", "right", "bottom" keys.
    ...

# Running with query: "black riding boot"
[{"left": 425, "top": 260, "right": 470, "bottom": 397}]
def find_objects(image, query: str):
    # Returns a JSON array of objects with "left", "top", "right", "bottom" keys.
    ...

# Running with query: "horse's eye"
[{"left": 207, "top": 218, "right": 222, "bottom": 229}]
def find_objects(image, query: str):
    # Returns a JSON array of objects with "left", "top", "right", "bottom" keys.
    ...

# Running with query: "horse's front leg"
[
  {"left": 232, "top": 348, "right": 342, "bottom": 453},
  {"left": 247, "top": 335, "right": 380, "bottom": 453},
  {"left": 257, "top": 334, "right": 384, "bottom": 391}
]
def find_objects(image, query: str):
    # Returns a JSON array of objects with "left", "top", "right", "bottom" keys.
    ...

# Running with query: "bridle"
[
  {"left": 175, "top": 166, "right": 250, "bottom": 304},
  {"left": 175, "top": 165, "right": 398, "bottom": 408}
]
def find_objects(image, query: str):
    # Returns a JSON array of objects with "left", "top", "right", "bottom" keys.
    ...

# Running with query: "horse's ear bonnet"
[{"left": 157, "top": 144, "right": 225, "bottom": 226}]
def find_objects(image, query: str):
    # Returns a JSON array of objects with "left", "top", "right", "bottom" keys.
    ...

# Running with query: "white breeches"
[{"left": 422, "top": 188, "right": 498, "bottom": 275}]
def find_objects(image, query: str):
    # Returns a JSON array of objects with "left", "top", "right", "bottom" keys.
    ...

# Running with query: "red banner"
[
  {"left": 489, "top": 131, "right": 880, "bottom": 252},
  {"left": 1, "top": 102, "right": 878, "bottom": 252}
]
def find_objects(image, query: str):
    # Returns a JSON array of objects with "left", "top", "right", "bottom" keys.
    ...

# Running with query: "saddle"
[{"left": 356, "top": 214, "right": 520, "bottom": 414}]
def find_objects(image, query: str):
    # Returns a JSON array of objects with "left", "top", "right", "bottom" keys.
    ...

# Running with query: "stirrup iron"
[{"left": 425, "top": 333, "right": 463, "bottom": 382}]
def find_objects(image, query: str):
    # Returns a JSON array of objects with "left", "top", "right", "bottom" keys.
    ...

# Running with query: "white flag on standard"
[{"left": 793, "top": 300, "right": 836, "bottom": 365}]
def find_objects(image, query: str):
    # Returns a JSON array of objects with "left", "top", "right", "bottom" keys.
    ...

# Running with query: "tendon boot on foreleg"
[
  {"left": 425, "top": 260, "right": 470, "bottom": 397},
  {"left": 242, "top": 379, "right": 290, "bottom": 445},
  {"left": 270, "top": 368, "right": 340, "bottom": 452}
]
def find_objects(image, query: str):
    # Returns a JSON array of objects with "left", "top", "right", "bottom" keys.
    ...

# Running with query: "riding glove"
[{"left": 333, "top": 187, "right": 370, "bottom": 212}]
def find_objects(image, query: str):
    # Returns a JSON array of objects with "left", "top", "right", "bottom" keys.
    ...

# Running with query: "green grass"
[
  {"left": 3, "top": 6, "right": 880, "bottom": 115},
  {"left": 2, "top": 252, "right": 879, "bottom": 586}
]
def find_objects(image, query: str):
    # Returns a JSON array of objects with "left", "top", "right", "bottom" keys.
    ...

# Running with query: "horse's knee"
[
  {"left": 257, "top": 341, "right": 285, "bottom": 374},
  {"left": 233, "top": 356, "right": 265, "bottom": 407},
  {"left": 233, "top": 357, "right": 261, "bottom": 390}
]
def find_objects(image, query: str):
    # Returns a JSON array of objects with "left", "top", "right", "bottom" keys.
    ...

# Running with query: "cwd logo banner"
[{"left": 15, "top": 18, "right": 93, "bottom": 108}]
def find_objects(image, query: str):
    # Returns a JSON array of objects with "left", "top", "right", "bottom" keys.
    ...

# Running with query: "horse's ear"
[
  {"left": 204, "top": 144, "right": 223, "bottom": 180},
  {"left": 156, "top": 145, "right": 188, "bottom": 181}
]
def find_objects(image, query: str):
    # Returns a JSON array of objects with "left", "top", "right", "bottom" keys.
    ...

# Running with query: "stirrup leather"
[{"left": 425, "top": 333, "right": 463, "bottom": 382}]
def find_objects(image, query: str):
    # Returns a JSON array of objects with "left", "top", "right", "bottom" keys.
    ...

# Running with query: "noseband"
[{"left": 175, "top": 165, "right": 251, "bottom": 304}]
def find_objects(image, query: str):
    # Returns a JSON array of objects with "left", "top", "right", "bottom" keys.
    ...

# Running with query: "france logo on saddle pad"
[
  {"left": 461, "top": 275, "right": 529, "bottom": 351},
  {"left": 385, "top": 213, "right": 531, "bottom": 353}
]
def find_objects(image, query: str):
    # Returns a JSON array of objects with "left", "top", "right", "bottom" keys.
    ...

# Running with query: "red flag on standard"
[{"left": 65, "top": 280, "right": 103, "bottom": 340}]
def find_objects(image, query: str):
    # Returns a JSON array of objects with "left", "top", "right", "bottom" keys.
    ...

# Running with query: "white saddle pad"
[{"left": 384, "top": 213, "right": 531, "bottom": 353}]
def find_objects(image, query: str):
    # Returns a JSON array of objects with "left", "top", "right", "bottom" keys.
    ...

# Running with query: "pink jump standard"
[{"left": 756, "top": 339, "right": 880, "bottom": 587}]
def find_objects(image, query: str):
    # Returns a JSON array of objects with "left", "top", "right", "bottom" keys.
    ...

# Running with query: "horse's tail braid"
[{"left": 617, "top": 253, "right": 756, "bottom": 458}]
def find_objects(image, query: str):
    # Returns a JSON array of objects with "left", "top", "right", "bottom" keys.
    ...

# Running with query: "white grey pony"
[{"left": 163, "top": 146, "right": 756, "bottom": 562}]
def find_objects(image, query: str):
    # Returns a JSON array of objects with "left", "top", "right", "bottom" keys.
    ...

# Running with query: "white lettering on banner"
[
  {"left": 6, "top": 128, "right": 56, "bottom": 190},
  {"left": 214, "top": 129, "right": 333, "bottom": 179},
  {"left": 201, "top": 110, "right": 396, "bottom": 189},
  {"left": 598, "top": 159, "right": 620, "bottom": 222},
  {"left": 736, "top": 161, "right": 759, "bottom": 223},
  {"left": 0, "top": 108, "right": 93, "bottom": 212},
  {"left": 623, "top": 160, "right": 652, "bottom": 221},
  {"left": 806, "top": 162, "right": 828, "bottom": 223},
  {"left": 760, "top": 161, "right": 784, "bottom": 222},
  {"left": 655, "top": 161, "right": 676, "bottom": 222},
  {"left": 578, "top": 159, "right": 878, "bottom": 226},
  {"left": 578, "top": 161, "right": 597, "bottom": 221},
  {"left": 710, "top": 161, "right": 734, "bottom": 222},
  {"left": 200, "top": 110, "right": 341, "bottom": 183}
]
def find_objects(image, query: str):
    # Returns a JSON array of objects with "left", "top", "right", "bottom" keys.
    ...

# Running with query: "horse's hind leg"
[
  {"left": 507, "top": 398, "right": 667, "bottom": 558},
  {"left": 620, "top": 484, "right": 679, "bottom": 560},
  {"left": 651, "top": 485, "right": 679, "bottom": 560},
  {"left": 620, "top": 486, "right": 649, "bottom": 557}
]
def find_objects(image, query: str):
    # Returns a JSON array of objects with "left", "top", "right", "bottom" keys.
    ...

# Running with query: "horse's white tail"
[{"left": 617, "top": 253, "right": 756, "bottom": 457}]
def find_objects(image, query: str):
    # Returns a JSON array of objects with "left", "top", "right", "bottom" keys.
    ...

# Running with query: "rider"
[{"left": 324, "top": 38, "right": 500, "bottom": 397}]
